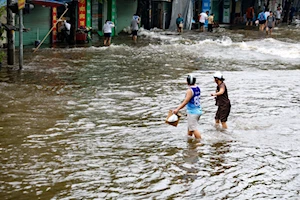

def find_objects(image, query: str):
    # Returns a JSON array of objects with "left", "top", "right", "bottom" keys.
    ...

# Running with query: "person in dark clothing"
[
  {"left": 266, "top": 11, "right": 276, "bottom": 35},
  {"left": 289, "top": 6, "right": 296, "bottom": 24},
  {"left": 211, "top": 71, "right": 231, "bottom": 129},
  {"left": 246, "top": 6, "right": 254, "bottom": 26}
]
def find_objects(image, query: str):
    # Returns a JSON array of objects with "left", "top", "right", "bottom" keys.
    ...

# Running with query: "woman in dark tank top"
[
  {"left": 211, "top": 72, "right": 231, "bottom": 129},
  {"left": 216, "top": 83, "right": 230, "bottom": 106}
]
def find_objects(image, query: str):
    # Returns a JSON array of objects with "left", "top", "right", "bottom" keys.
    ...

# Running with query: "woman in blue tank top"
[{"left": 173, "top": 74, "right": 203, "bottom": 139}]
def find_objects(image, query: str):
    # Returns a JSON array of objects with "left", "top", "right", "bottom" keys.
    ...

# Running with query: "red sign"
[
  {"left": 52, "top": 7, "right": 57, "bottom": 42},
  {"left": 78, "top": 0, "right": 86, "bottom": 27},
  {"left": 18, "top": 0, "right": 25, "bottom": 9}
]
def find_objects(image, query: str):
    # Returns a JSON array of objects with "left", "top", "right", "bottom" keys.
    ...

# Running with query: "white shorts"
[{"left": 187, "top": 113, "right": 200, "bottom": 131}]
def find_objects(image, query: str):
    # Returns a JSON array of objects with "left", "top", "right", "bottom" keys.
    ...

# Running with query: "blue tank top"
[{"left": 186, "top": 86, "right": 203, "bottom": 115}]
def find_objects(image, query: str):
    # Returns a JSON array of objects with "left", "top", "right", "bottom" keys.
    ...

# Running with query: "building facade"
[
  {"left": 14, "top": 0, "right": 138, "bottom": 46},
  {"left": 12, "top": 0, "right": 299, "bottom": 46}
]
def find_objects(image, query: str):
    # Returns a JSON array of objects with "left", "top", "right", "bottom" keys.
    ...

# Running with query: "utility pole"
[
  {"left": 69, "top": 0, "right": 78, "bottom": 45},
  {"left": 18, "top": 0, "right": 25, "bottom": 70},
  {"left": 231, "top": 0, "right": 236, "bottom": 24},
  {"left": 19, "top": 8, "right": 23, "bottom": 70},
  {"left": 149, "top": 0, "right": 151, "bottom": 28},
  {"left": 7, "top": 0, "right": 15, "bottom": 65}
]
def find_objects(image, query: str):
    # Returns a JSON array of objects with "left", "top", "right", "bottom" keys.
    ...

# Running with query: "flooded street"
[{"left": 0, "top": 25, "right": 300, "bottom": 199}]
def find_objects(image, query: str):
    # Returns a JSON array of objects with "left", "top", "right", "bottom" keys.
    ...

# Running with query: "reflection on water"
[{"left": 0, "top": 26, "right": 300, "bottom": 199}]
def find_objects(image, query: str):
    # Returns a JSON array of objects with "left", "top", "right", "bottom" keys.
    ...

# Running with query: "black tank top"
[{"left": 216, "top": 82, "right": 230, "bottom": 106}]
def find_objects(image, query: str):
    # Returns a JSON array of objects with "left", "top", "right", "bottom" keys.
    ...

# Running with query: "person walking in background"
[
  {"left": 275, "top": 6, "right": 282, "bottom": 25},
  {"left": 102, "top": 20, "right": 115, "bottom": 46},
  {"left": 289, "top": 5, "right": 296, "bottom": 24},
  {"left": 130, "top": 14, "right": 140, "bottom": 42},
  {"left": 211, "top": 71, "right": 231, "bottom": 129},
  {"left": 176, "top": 13, "right": 184, "bottom": 33},
  {"left": 208, "top": 13, "right": 214, "bottom": 32},
  {"left": 264, "top": 9, "right": 270, "bottom": 19},
  {"left": 57, "top": 19, "right": 71, "bottom": 43},
  {"left": 246, "top": 6, "right": 254, "bottom": 26},
  {"left": 277, "top": 3, "right": 282, "bottom": 10},
  {"left": 257, "top": 10, "right": 266, "bottom": 31},
  {"left": 263, "top": 3, "right": 269, "bottom": 12},
  {"left": 266, "top": 11, "right": 276, "bottom": 36},
  {"left": 173, "top": 74, "right": 203, "bottom": 139},
  {"left": 64, "top": 20, "right": 71, "bottom": 35},
  {"left": 199, "top": 11, "right": 209, "bottom": 32}
]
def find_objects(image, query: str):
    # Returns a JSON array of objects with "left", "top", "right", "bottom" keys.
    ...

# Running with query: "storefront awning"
[{"left": 29, "top": 0, "right": 71, "bottom": 7}]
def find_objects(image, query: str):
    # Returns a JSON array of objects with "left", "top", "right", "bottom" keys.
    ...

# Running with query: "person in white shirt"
[
  {"left": 102, "top": 20, "right": 115, "bottom": 46},
  {"left": 275, "top": 6, "right": 282, "bottom": 25},
  {"left": 130, "top": 14, "right": 140, "bottom": 42},
  {"left": 199, "top": 11, "right": 209, "bottom": 32},
  {"left": 63, "top": 20, "right": 71, "bottom": 35},
  {"left": 264, "top": 9, "right": 270, "bottom": 19}
]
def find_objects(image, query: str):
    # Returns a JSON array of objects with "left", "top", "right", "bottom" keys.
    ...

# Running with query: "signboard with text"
[
  {"left": 52, "top": 7, "right": 57, "bottom": 42},
  {"left": 18, "top": 0, "right": 25, "bottom": 9},
  {"left": 78, "top": 0, "right": 86, "bottom": 27},
  {"left": 223, "top": 0, "right": 230, "bottom": 23},
  {"left": 202, "top": 0, "right": 210, "bottom": 27}
]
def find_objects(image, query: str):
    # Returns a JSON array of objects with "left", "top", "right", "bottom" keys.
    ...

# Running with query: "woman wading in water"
[{"left": 211, "top": 71, "right": 231, "bottom": 129}]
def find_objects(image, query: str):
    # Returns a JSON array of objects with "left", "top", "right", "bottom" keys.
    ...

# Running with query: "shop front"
[
  {"left": 90, "top": 0, "right": 137, "bottom": 37},
  {"left": 15, "top": 4, "right": 53, "bottom": 47},
  {"left": 152, "top": 0, "right": 172, "bottom": 30}
]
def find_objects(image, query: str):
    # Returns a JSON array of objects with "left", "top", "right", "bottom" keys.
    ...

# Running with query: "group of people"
[
  {"left": 102, "top": 14, "right": 140, "bottom": 46},
  {"left": 176, "top": 11, "right": 215, "bottom": 33},
  {"left": 256, "top": 9, "right": 277, "bottom": 35},
  {"left": 246, "top": 4, "right": 282, "bottom": 26},
  {"left": 246, "top": 3, "right": 295, "bottom": 36},
  {"left": 173, "top": 72, "right": 231, "bottom": 140},
  {"left": 198, "top": 11, "right": 215, "bottom": 32}
]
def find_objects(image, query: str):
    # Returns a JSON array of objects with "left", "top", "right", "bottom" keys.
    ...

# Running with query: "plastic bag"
[
  {"left": 167, "top": 114, "right": 178, "bottom": 122},
  {"left": 165, "top": 110, "right": 181, "bottom": 127}
]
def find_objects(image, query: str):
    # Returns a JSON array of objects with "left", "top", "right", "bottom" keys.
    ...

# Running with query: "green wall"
[
  {"left": 212, "top": 0, "right": 219, "bottom": 23},
  {"left": 107, "top": 0, "right": 116, "bottom": 35},
  {"left": 116, "top": 0, "right": 137, "bottom": 34},
  {"left": 15, "top": 5, "right": 51, "bottom": 47}
]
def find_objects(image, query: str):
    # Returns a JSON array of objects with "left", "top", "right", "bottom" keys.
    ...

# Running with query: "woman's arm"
[{"left": 211, "top": 84, "right": 225, "bottom": 96}]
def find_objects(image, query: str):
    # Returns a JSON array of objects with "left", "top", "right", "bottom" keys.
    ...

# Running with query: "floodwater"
[{"left": 0, "top": 25, "right": 300, "bottom": 199}]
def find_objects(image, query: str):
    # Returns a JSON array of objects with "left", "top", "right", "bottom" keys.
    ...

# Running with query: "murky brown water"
[{"left": 0, "top": 25, "right": 300, "bottom": 199}]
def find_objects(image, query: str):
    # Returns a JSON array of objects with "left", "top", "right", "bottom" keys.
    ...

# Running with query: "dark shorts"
[
  {"left": 104, "top": 33, "right": 111, "bottom": 37},
  {"left": 199, "top": 22, "right": 205, "bottom": 27},
  {"left": 247, "top": 18, "right": 253, "bottom": 22},
  {"left": 132, "top": 30, "right": 138, "bottom": 36},
  {"left": 259, "top": 20, "right": 266, "bottom": 24},
  {"left": 215, "top": 102, "right": 231, "bottom": 122}
]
